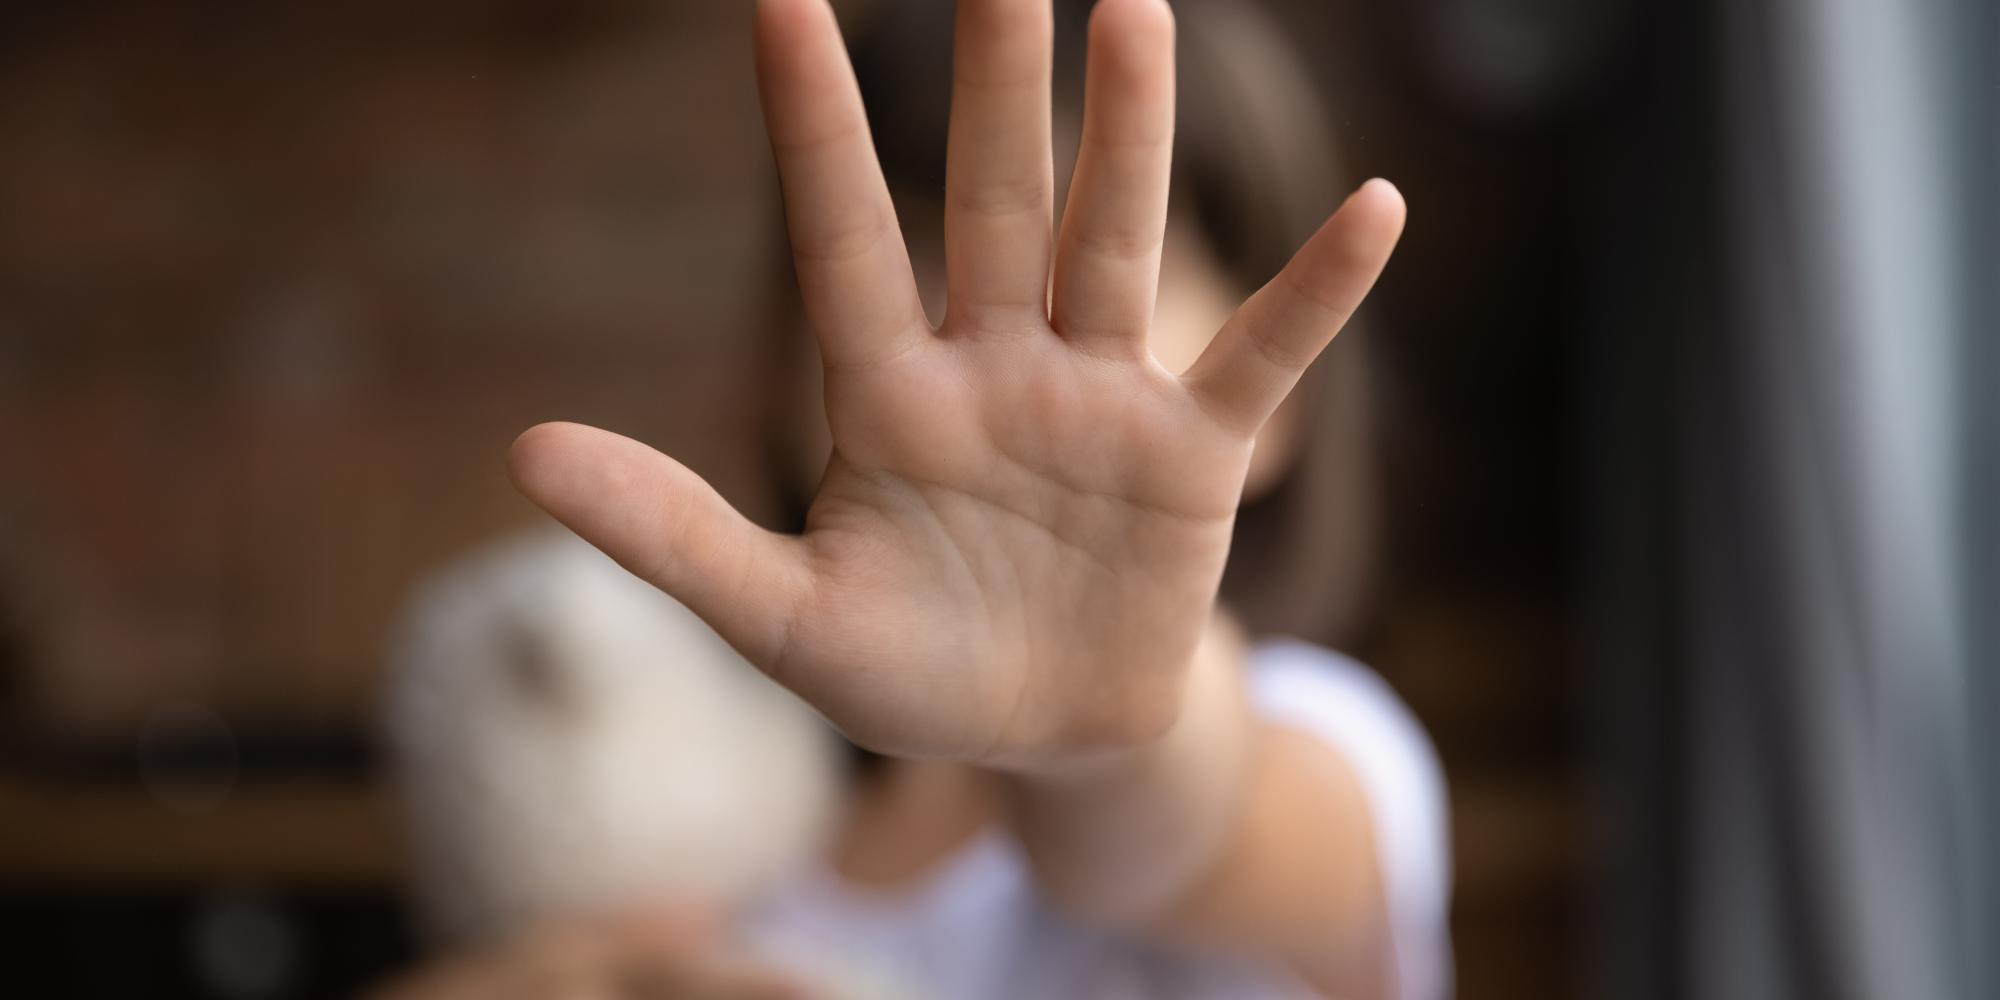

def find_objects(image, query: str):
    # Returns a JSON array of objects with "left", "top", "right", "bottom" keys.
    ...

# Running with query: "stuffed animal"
[{"left": 383, "top": 530, "right": 844, "bottom": 948}]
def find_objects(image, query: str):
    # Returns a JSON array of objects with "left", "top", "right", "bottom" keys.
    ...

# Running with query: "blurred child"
[{"left": 386, "top": 0, "right": 1450, "bottom": 997}]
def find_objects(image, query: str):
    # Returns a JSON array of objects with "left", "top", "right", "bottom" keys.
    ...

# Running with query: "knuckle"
[
  {"left": 792, "top": 212, "right": 891, "bottom": 264},
  {"left": 1278, "top": 264, "right": 1352, "bottom": 319},
  {"left": 1240, "top": 318, "right": 1315, "bottom": 373},
  {"left": 1067, "top": 223, "right": 1160, "bottom": 263},
  {"left": 948, "top": 172, "right": 1050, "bottom": 219}
]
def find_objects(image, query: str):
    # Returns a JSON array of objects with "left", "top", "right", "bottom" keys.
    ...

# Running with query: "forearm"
[
  {"left": 997, "top": 612, "right": 1259, "bottom": 925},
  {"left": 997, "top": 614, "right": 1390, "bottom": 993}
]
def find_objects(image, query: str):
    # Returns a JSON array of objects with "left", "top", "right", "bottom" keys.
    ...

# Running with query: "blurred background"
[{"left": 0, "top": 0, "right": 1991, "bottom": 997}]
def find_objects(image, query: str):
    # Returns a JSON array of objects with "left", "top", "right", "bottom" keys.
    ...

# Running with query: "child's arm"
[
  {"left": 1002, "top": 611, "right": 1392, "bottom": 995},
  {"left": 509, "top": 0, "right": 1406, "bottom": 988}
]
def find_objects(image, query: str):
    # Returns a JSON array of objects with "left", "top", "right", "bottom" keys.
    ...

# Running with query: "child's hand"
[{"left": 508, "top": 0, "right": 1404, "bottom": 767}]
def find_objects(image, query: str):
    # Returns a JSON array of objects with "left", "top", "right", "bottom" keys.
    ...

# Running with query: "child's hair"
[{"left": 763, "top": 0, "right": 1380, "bottom": 646}]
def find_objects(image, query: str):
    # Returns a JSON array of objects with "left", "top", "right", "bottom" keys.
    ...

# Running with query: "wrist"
[
  {"left": 1003, "top": 611, "right": 1252, "bottom": 785},
  {"left": 993, "top": 611, "right": 1259, "bottom": 924}
]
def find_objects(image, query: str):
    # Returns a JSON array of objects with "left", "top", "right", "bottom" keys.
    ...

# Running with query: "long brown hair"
[{"left": 763, "top": 0, "right": 1380, "bottom": 647}]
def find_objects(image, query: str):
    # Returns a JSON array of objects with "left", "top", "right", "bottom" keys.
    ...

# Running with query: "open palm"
[{"left": 509, "top": 0, "right": 1405, "bottom": 766}]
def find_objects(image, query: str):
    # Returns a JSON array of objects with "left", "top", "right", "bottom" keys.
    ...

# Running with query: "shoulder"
[
  {"left": 1245, "top": 639, "right": 1456, "bottom": 1000},
  {"left": 1244, "top": 640, "right": 1439, "bottom": 791}
]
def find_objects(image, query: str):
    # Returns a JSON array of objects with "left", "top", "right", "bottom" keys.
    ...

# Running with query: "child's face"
[{"left": 789, "top": 216, "right": 1304, "bottom": 500}]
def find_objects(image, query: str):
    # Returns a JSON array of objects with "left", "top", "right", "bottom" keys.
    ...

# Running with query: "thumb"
[{"left": 507, "top": 421, "right": 810, "bottom": 668}]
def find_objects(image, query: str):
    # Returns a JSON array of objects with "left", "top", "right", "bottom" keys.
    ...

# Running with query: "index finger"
[{"left": 755, "top": 0, "right": 929, "bottom": 368}]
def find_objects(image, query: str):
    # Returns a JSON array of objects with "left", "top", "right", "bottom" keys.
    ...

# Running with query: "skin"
[
  {"left": 507, "top": 0, "right": 1409, "bottom": 994},
  {"left": 369, "top": 909, "right": 809, "bottom": 1000}
]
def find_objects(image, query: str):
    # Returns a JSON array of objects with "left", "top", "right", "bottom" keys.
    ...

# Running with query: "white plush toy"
[{"left": 383, "top": 529, "right": 845, "bottom": 949}]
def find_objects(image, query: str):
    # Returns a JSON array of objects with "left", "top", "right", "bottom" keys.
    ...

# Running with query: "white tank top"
[{"left": 744, "top": 640, "right": 1455, "bottom": 1000}]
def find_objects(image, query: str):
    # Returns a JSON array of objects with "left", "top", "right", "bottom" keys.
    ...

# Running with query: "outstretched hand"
[{"left": 509, "top": 0, "right": 1405, "bottom": 767}]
